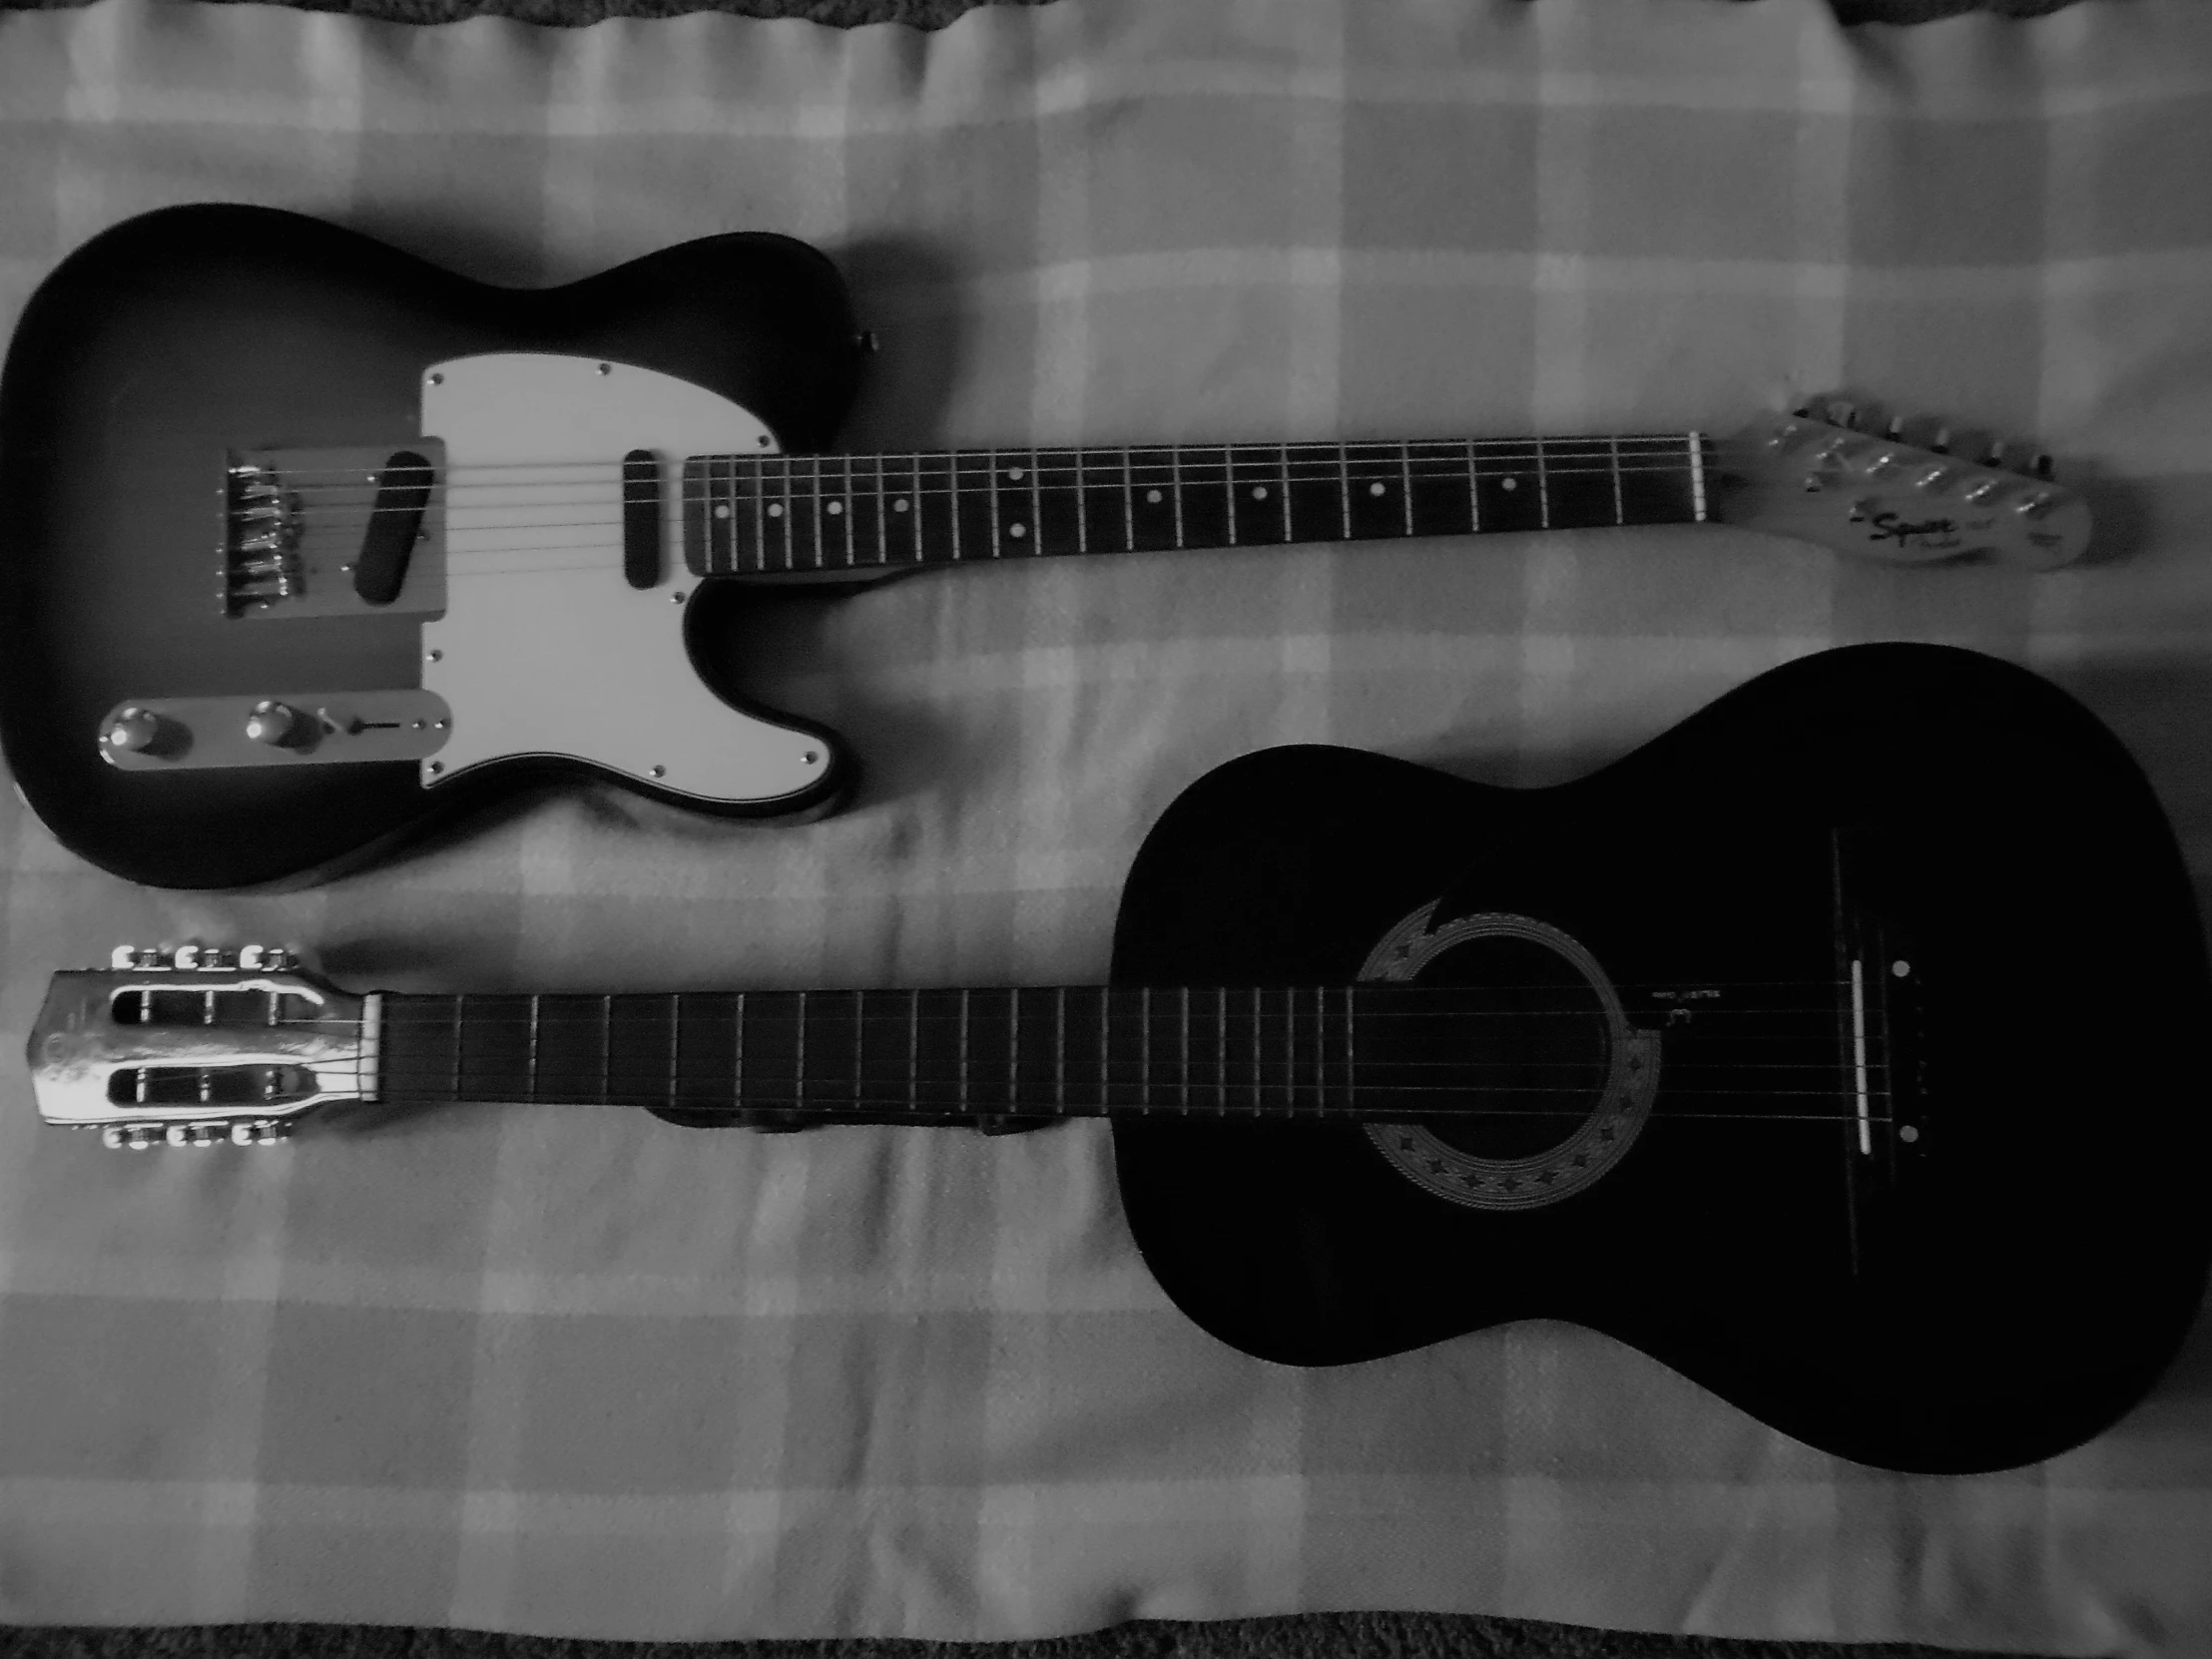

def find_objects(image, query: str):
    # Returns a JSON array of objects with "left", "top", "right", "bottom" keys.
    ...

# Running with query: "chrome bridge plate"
[
  {"left": 98, "top": 690, "right": 452, "bottom": 772},
  {"left": 224, "top": 445, "right": 447, "bottom": 620}
]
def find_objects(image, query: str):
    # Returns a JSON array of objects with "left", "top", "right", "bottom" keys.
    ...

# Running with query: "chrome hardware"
[
  {"left": 2016, "top": 490, "right": 2057, "bottom": 518},
  {"left": 244, "top": 700, "right": 307, "bottom": 748},
  {"left": 1914, "top": 464, "right": 1961, "bottom": 492},
  {"left": 1824, "top": 399, "right": 1859, "bottom": 429},
  {"left": 222, "top": 445, "right": 446, "bottom": 621},
  {"left": 1926, "top": 424, "right": 1950, "bottom": 454},
  {"left": 98, "top": 690, "right": 451, "bottom": 775},
  {"left": 103, "top": 707, "right": 178, "bottom": 758},
  {"left": 28, "top": 956, "right": 377, "bottom": 1136},
  {"left": 2029, "top": 451, "right": 2055, "bottom": 481}
]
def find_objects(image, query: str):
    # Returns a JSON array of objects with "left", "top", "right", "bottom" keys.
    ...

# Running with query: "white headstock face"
[
  {"left": 26, "top": 944, "right": 371, "bottom": 1148},
  {"left": 1713, "top": 400, "right": 2089, "bottom": 569}
]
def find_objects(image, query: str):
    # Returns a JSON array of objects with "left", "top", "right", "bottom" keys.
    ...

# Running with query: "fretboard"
[
  {"left": 375, "top": 985, "right": 1484, "bottom": 1126},
  {"left": 682, "top": 436, "right": 1708, "bottom": 577}
]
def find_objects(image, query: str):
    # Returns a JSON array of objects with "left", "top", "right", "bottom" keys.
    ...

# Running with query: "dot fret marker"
[
  {"left": 894, "top": 499, "right": 909, "bottom": 512},
  {"left": 827, "top": 501, "right": 843, "bottom": 515},
  {"left": 768, "top": 504, "right": 785, "bottom": 517}
]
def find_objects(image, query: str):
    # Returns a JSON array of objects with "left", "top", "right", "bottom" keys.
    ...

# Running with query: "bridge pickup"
[
  {"left": 623, "top": 449, "right": 661, "bottom": 589},
  {"left": 352, "top": 450, "right": 436, "bottom": 605}
]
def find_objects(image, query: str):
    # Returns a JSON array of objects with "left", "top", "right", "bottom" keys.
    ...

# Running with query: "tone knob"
[
  {"left": 245, "top": 701, "right": 307, "bottom": 747},
  {"left": 104, "top": 707, "right": 180, "bottom": 758}
]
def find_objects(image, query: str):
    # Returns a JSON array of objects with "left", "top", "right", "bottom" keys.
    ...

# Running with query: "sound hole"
[{"left": 1404, "top": 933, "right": 1612, "bottom": 1159}]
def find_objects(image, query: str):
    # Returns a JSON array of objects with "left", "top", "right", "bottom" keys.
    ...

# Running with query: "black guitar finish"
[
  {"left": 1110, "top": 644, "right": 2212, "bottom": 1474},
  {"left": 0, "top": 205, "right": 865, "bottom": 888}
]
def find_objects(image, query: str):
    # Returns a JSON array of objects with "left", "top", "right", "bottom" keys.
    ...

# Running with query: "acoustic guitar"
[
  {"left": 29, "top": 644, "right": 2208, "bottom": 1474},
  {"left": 0, "top": 205, "right": 2089, "bottom": 889}
]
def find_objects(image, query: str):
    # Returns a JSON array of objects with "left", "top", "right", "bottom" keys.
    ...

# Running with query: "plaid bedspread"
[{"left": 3, "top": 0, "right": 2211, "bottom": 1648}]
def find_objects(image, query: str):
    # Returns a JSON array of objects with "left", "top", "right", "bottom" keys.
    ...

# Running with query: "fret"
[
  {"left": 1338, "top": 444, "right": 1353, "bottom": 539},
  {"left": 834, "top": 454, "right": 857, "bottom": 568},
  {"left": 1344, "top": 445, "right": 1402, "bottom": 539},
  {"left": 851, "top": 989, "right": 865, "bottom": 1108},
  {"left": 900, "top": 453, "right": 923, "bottom": 562},
  {"left": 1609, "top": 435, "right": 1625, "bottom": 527},
  {"left": 452, "top": 992, "right": 466, "bottom": 1098},
  {"left": 1279, "top": 445, "right": 1293, "bottom": 542},
  {"left": 526, "top": 993, "right": 540, "bottom": 1103},
  {"left": 1250, "top": 986, "right": 1263, "bottom": 1114},
  {"left": 952, "top": 453, "right": 996, "bottom": 562},
  {"left": 1028, "top": 453, "right": 1044, "bottom": 556},
  {"left": 1008, "top": 986, "right": 1021, "bottom": 1110},
  {"left": 1228, "top": 447, "right": 1284, "bottom": 546},
  {"left": 870, "top": 453, "right": 888, "bottom": 565},
  {"left": 682, "top": 457, "right": 710, "bottom": 576},
  {"left": 986, "top": 447, "right": 1002, "bottom": 558},
  {"left": 1119, "top": 449, "right": 1136, "bottom": 552},
  {"left": 1343, "top": 985, "right": 1356, "bottom": 1115},
  {"left": 1473, "top": 446, "right": 1546, "bottom": 534},
  {"left": 1535, "top": 436, "right": 1552, "bottom": 529},
  {"left": 736, "top": 990, "right": 746, "bottom": 1102},
  {"left": 1180, "top": 986, "right": 1191, "bottom": 1113},
  {"left": 666, "top": 993, "right": 680, "bottom": 1107},
  {"left": 1055, "top": 986, "right": 1067, "bottom": 1113},
  {"left": 1284, "top": 986, "right": 1296, "bottom": 1116},
  {"left": 1398, "top": 442, "right": 1414, "bottom": 535},
  {"left": 907, "top": 988, "right": 919, "bottom": 1112},
  {"left": 916, "top": 452, "right": 957, "bottom": 564},
  {"left": 748, "top": 455, "right": 766, "bottom": 574},
  {"left": 599, "top": 993, "right": 611, "bottom": 1101},
  {"left": 1466, "top": 440, "right": 1481, "bottom": 534},
  {"left": 958, "top": 987, "right": 970, "bottom": 1108},
  {"left": 1171, "top": 447, "right": 1186, "bottom": 548},
  {"left": 1405, "top": 441, "right": 1474, "bottom": 539},
  {"left": 1099, "top": 986, "right": 1112, "bottom": 1112},
  {"left": 795, "top": 988, "right": 809, "bottom": 1109},
  {"left": 1176, "top": 446, "right": 1230, "bottom": 550},
  {"left": 1125, "top": 448, "right": 1177, "bottom": 553},
  {"left": 1143, "top": 986, "right": 1157, "bottom": 1114},
  {"left": 1221, "top": 986, "right": 1238, "bottom": 1119}
]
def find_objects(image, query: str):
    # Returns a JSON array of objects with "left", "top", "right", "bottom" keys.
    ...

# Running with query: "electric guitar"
[
  {"left": 0, "top": 205, "right": 2091, "bottom": 891},
  {"left": 29, "top": 644, "right": 2208, "bottom": 1475}
]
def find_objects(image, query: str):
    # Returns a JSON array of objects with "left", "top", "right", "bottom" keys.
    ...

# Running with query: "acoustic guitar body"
[
  {"left": 1110, "top": 643, "right": 2212, "bottom": 1473},
  {"left": 0, "top": 205, "right": 865, "bottom": 888}
]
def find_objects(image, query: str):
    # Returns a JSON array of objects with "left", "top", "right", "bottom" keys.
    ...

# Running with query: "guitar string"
[{"left": 241, "top": 434, "right": 1709, "bottom": 485}]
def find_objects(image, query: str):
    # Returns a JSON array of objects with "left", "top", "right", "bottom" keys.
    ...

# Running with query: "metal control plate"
[{"left": 98, "top": 690, "right": 453, "bottom": 772}]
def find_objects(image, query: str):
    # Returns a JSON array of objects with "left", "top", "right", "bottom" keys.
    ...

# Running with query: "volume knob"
[
  {"left": 245, "top": 701, "right": 306, "bottom": 747},
  {"left": 104, "top": 707, "right": 180, "bottom": 758}
]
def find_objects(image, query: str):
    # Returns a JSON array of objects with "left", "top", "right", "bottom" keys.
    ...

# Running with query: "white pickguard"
[{"left": 416, "top": 353, "right": 830, "bottom": 804}]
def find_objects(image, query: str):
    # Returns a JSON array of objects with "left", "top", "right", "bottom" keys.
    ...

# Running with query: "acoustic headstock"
[
  {"left": 1714, "top": 400, "right": 2089, "bottom": 569},
  {"left": 26, "top": 944, "right": 370, "bottom": 1147}
]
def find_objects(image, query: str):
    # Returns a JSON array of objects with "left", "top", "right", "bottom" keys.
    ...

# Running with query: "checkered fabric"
[{"left": 3, "top": 0, "right": 2211, "bottom": 1647}]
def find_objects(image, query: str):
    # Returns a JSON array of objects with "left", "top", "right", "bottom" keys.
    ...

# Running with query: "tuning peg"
[
  {"left": 238, "top": 943, "right": 296, "bottom": 972},
  {"left": 1823, "top": 399, "right": 1858, "bottom": 429},
  {"left": 101, "top": 1124, "right": 163, "bottom": 1151},
  {"left": 2029, "top": 451, "right": 2055, "bottom": 481},
  {"left": 1926, "top": 424, "right": 1951, "bottom": 455},
  {"left": 165, "top": 1123, "right": 227, "bottom": 1148},
  {"left": 229, "top": 1119, "right": 292, "bottom": 1146},
  {"left": 173, "top": 942, "right": 207, "bottom": 970},
  {"left": 127, "top": 945, "right": 175, "bottom": 971}
]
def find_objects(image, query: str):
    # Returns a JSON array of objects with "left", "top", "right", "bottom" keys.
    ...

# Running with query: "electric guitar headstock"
[
  {"left": 26, "top": 944, "right": 370, "bottom": 1148},
  {"left": 1715, "top": 399, "right": 2089, "bottom": 569}
]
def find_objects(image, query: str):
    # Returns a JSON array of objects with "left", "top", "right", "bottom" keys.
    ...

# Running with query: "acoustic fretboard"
[{"left": 681, "top": 436, "right": 1708, "bottom": 576}]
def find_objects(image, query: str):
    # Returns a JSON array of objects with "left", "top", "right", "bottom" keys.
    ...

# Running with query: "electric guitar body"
[
  {"left": 1110, "top": 644, "right": 2212, "bottom": 1474},
  {"left": 2, "top": 206, "right": 2093, "bottom": 892},
  {"left": 0, "top": 204, "right": 867, "bottom": 888}
]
